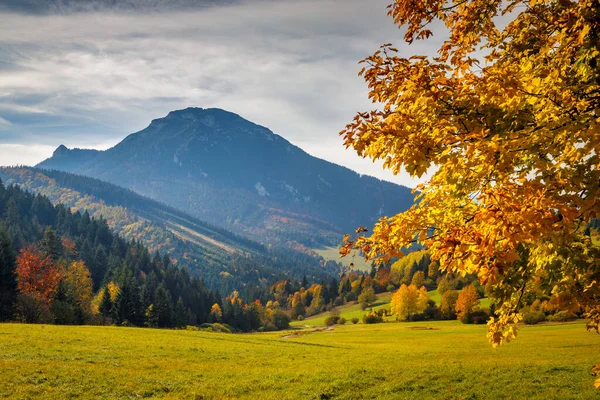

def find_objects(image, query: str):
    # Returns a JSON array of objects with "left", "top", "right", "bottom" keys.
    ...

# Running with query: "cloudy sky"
[{"left": 0, "top": 0, "right": 440, "bottom": 187}]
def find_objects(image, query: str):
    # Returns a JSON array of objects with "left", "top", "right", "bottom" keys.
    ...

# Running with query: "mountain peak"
[{"left": 54, "top": 144, "right": 69, "bottom": 155}]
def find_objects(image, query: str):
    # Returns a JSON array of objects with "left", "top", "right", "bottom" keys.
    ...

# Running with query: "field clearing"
[
  {"left": 1, "top": 321, "right": 597, "bottom": 399},
  {"left": 315, "top": 246, "right": 373, "bottom": 271}
]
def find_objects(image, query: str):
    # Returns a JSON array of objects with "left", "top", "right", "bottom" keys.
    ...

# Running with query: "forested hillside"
[
  {"left": 0, "top": 178, "right": 338, "bottom": 331},
  {"left": 0, "top": 167, "right": 337, "bottom": 292}
]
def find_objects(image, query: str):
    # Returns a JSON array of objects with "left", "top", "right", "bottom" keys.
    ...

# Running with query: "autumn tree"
[
  {"left": 358, "top": 286, "right": 377, "bottom": 310},
  {"left": 390, "top": 284, "right": 428, "bottom": 321},
  {"left": 340, "top": 0, "right": 600, "bottom": 379},
  {"left": 209, "top": 303, "right": 223, "bottom": 323},
  {"left": 15, "top": 246, "right": 62, "bottom": 304},
  {"left": 411, "top": 271, "right": 425, "bottom": 288},
  {"left": 456, "top": 285, "right": 480, "bottom": 324},
  {"left": 62, "top": 261, "right": 93, "bottom": 314},
  {"left": 440, "top": 290, "right": 459, "bottom": 320}
]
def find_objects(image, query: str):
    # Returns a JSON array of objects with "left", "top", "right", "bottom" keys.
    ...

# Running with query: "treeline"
[
  {"left": 0, "top": 179, "right": 293, "bottom": 331},
  {"left": 265, "top": 250, "right": 488, "bottom": 324}
]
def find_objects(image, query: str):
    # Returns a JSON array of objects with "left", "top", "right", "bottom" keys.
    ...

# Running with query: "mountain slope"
[
  {"left": 38, "top": 107, "right": 414, "bottom": 247},
  {"left": 0, "top": 167, "right": 334, "bottom": 291}
]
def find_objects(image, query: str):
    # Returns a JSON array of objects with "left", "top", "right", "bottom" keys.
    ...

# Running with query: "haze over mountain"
[{"left": 38, "top": 107, "right": 414, "bottom": 247}]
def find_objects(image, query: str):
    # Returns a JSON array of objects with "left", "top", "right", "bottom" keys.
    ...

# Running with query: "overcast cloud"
[{"left": 0, "top": 0, "right": 441, "bottom": 187}]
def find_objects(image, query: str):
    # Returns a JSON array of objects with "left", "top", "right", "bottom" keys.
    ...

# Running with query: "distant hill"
[
  {"left": 37, "top": 107, "right": 414, "bottom": 248},
  {"left": 0, "top": 167, "right": 335, "bottom": 291}
]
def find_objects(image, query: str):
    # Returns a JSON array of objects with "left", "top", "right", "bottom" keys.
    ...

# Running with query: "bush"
[
  {"left": 351, "top": 317, "right": 359, "bottom": 324},
  {"left": 338, "top": 317, "right": 346, "bottom": 325},
  {"left": 262, "top": 322, "right": 278, "bottom": 332},
  {"left": 523, "top": 311, "right": 546, "bottom": 325},
  {"left": 270, "top": 309, "right": 291, "bottom": 330},
  {"left": 362, "top": 312, "right": 383, "bottom": 324},
  {"left": 15, "top": 293, "right": 51, "bottom": 324},
  {"left": 471, "top": 309, "right": 489, "bottom": 325},
  {"left": 325, "top": 315, "right": 340, "bottom": 326},
  {"left": 199, "top": 323, "right": 232, "bottom": 333},
  {"left": 210, "top": 323, "right": 232, "bottom": 333},
  {"left": 547, "top": 311, "right": 577, "bottom": 322},
  {"left": 297, "top": 315, "right": 304, "bottom": 321}
]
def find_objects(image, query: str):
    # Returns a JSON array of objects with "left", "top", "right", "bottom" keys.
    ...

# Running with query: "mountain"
[
  {"left": 38, "top": 107, "right": 414, "bottom": 247},
  {"left": 0, "top": 167, "right": 335, "bottom": 292}
]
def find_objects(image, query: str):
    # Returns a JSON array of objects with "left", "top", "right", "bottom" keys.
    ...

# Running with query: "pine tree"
[
  {"left": 0, "top": 226, "right": 17, "bottom": 321},
  {"left": 99, "top": 287, "right": 112, "bottom": 317},
  {"left": 301, "top": 275, "right": 308, "bottom": 289},
  {"left": 154, "top": 285, "right": 173, "bottom": 328},
  {"left": 174, "top": 297, "right": 187, "bottom": 328},
  {"left": 40, "top": 226, "right": 61, "bottom": 261}
]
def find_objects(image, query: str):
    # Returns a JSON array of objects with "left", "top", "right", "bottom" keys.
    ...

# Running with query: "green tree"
[
  {"left": 175, "top": 297, "right": 187, "bottom": 328},
  {"left": 358, "top": 286, "right": 377, "bottom": 310},
  {"left": 0, "top": 226, "right": 16, "bottom": 321},
  {"left": 99, "top": 287, "right": 112, "bottom": 318},
  {"left": 40, "top": 226, "right": 61, "bottom": 261},
  {"left": 154, "top": 285, "right": 173, "bottom": 328}
]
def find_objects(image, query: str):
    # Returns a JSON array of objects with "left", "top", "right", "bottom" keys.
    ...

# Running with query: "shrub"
[
  {"left": 351, "top": 317, "right": 359, "bottom": 324},
  {"left": 15, "top": 293, "right": 51, "bottom": 324},
  {"left": 547, "top": 311, "right": 577, "bottom": 322},
  {"left": 262, "top": 322, "right": 278, "bottom": 332},
  {"left": 325, "top": 315, "right": 340, "bottom": 326},
  {"left": 523, "top": 311, "right": 546, "bottom": 325},
  {"left": 471, "top": 309, "right": 489, "bottom": 325},
  {"left": 297, "top": 315, "right": 304, "bottom": 321},
  {"left": 271, "top": 309, "right": 291, "bottom": 330},
  {"left": 362, "top": 312, "right": 383, "bottom": 324},
  {"left": 338, "top": 317, "right": 346, "bottom": 325}
]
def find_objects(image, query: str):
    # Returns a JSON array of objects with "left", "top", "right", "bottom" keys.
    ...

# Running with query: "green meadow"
[{"left": 0, "top": 321, "right": 597, "bottom": 399}]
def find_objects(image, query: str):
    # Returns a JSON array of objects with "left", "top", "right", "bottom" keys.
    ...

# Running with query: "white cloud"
[
  {"left": 0, "top": 0, "right": 445, "bottom": 187},
  {"left": 0, "top": 143, "right": 55, "bottom": 166}
]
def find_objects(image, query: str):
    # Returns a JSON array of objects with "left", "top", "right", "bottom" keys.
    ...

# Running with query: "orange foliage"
[{"left": 16, "top": 246, "right": 62, "bottom": 304}]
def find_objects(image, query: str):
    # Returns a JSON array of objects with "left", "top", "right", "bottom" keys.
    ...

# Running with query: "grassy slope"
[
  {"left": 315, "top": 246, "right": 373, "bottom": 272},
  {"left": 0, "top": 322, "right": 597, "bottom": 399},
  {"left": 294, "top": 290, "right": 490, "bottom": 327}
]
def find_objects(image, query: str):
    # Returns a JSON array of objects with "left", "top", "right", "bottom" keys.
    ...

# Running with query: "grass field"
[
  {"left": 315, "top": 246, "right": 373, "bottom": 272},
  {"left": 0, "top": 321, "right": 598, "bottom": 399}
]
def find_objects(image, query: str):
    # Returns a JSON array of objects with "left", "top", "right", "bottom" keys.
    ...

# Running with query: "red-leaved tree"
[{"left": 16, "top": 245, "right": 62, "bottom": 304}]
